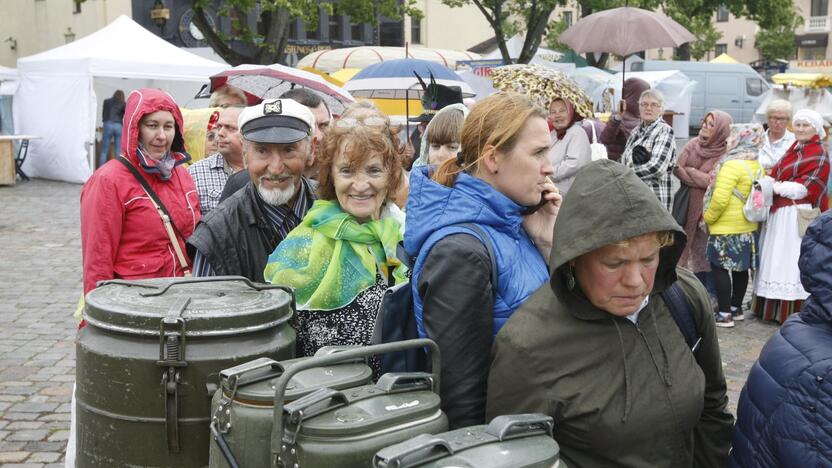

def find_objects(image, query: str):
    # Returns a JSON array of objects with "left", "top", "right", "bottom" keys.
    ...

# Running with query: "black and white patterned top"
[
  {"left": 292, "top": 274, "right": 387, "bottom": 374},
  {"left": 621, "top": 119, "right": 678, "bottom": 211},
  {"left": 188, "top": 153, "right": 234, "bottom": 216}
]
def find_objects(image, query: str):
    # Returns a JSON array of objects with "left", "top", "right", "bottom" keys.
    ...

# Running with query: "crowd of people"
[{"left": 77, "top": 72, "right": 831, "bottom": 466}]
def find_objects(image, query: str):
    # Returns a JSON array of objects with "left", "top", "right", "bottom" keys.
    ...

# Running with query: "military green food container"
[
  {"left": 76, "top": 276, "right": 296, "bottom": 468},
  {"left": 270, "top": 340, "right": 448, "bottom": 468},
  {"left": 208, "top": 347, "right": 374, "bottom": 468},
  {"left": 373, "top": 413, "right": 564, "bottom": 468}
]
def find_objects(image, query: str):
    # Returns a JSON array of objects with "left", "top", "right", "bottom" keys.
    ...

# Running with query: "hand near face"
[{"left": 522, "top": 178, "right": 561, "bottom": 262}]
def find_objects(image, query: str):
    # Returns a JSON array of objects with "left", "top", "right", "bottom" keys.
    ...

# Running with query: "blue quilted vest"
[{"left": 405, "top": 168, "right": 550, "bottom": 340}]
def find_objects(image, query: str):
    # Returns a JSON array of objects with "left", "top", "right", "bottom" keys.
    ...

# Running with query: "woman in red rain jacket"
[{"left": 80, "top": 88, "right": 201, "bottom": 294}]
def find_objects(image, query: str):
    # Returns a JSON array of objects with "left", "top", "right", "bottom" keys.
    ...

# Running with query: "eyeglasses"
[
  {"left": 334, "top": 116, "right": 388, "bottom": 129},
  {"left": 639, "top": 102, "right": 662, "bottom": 109},
  {"left": 769, "top": 116, "right": 789, "bottom": 122}
]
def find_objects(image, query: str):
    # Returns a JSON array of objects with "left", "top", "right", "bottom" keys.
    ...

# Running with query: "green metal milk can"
[
  {"left": 75, "top": 276, "right": 296, "bottom": 468},
  {"left": 374, "top": 414, "right": 565, "bottom": 468},
  {"left": 208, "top": 348, "right": 374, "bottom": 468},
  {"left": 270, "top": 340, "right": 448, "bottom": 468}
]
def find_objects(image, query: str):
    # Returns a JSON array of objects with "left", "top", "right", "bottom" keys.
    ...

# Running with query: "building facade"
[
  {"left": 792, "top": 0, "right": 832, "bottom": 71},
  {"left": 403, "top": 0, "right": 493, "bottom": 52},
  {"left": 0, "top": 0, "right": 131, "bottom": 68}
]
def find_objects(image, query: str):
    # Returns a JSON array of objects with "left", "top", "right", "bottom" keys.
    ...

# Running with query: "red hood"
[{"left": 121, "top": 88, "right": 186, "bottom": 164}]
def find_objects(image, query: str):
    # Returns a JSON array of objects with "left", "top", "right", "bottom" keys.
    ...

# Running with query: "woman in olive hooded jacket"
[{"left": 486, "top": 159, "right": 734, "bottom": 467}]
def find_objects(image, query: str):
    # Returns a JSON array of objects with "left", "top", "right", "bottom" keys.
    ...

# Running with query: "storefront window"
[{"left": 802, "top": 46, "right": 827, "bottom": 60}]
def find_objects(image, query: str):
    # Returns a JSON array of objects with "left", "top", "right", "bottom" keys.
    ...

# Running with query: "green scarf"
[{"left": 264, "top": 200, "right": 408, "bottom": 311}]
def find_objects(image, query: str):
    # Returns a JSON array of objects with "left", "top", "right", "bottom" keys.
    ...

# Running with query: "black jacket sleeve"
[{"left": 417, "top": 233, "right": 493, "bottom": 429}]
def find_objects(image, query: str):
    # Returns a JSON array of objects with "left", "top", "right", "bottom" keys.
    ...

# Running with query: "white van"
[{"left": 631, "top": 60, "right": 769, "bottom": 129}]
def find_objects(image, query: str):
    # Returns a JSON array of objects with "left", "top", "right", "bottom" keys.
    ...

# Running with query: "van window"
[{"left": 746, "top": 78, "right": 764, "bottom": 96}]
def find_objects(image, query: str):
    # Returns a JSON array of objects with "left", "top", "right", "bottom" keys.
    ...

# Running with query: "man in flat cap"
[{"left": 187, "top": 98, "right": 317, "bottom": 282}]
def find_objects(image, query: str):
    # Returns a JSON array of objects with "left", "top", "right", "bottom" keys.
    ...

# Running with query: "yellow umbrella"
[
  {"left": 710, "top": 53, "right": 738, "bottom": 64},
  {"left": 180, "top": 107, "right": 220, "bottom": 164},
  {"left": 368, "top": 98, "right": 424, "bottom": 117},
  {"left": 299, "top": 66, "right": 345, "bottom": 86},
  {"left": 771, "top": 73, "right": 832, "bottom": 88},
  {"left": 330, "top": 68, "right": 362, "bottom": 85}
]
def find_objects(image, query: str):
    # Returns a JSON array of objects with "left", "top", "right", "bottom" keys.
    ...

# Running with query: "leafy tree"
[
  {"left": 755, "top": 14, "right": 800, "bottom": 61},
  {"left": 450, "top": 0, "right": 798, "bottom": 67},
  {"left": 544, "top": 14, "right": 570, "bottom": 52},
  {"left": 189, "top": 0, "right": 422, "bottom": 65},
  {"left": 661, "top": 4, "right": 722, "bottom": 60}
]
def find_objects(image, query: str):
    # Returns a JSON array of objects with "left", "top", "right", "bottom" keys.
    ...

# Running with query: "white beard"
[{"left": 257, "top": 178, "right": 296, "bottom": 206}]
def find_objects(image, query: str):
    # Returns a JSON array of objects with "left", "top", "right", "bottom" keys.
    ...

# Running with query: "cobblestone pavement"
[
  {"left": 0, "top": 180, "right": 79, "bottom": 467},
  {"left": 0, "top": 179, "right": 779, "bottom": 465}
]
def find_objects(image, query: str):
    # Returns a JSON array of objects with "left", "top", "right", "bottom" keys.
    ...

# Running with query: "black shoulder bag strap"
[
  {"left": 117, "top": 156, "right": 192, "bottom": 276},
  {"left": 660, "top": 282, "right": 700, "bottom": 352},
  {"left": 117, "top": 156, "right": 185, "bottom": 239}
]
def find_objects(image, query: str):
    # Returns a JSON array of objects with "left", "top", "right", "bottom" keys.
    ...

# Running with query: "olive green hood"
[{"left": 550, "top": 159, "right": 685, "bottom": 300}]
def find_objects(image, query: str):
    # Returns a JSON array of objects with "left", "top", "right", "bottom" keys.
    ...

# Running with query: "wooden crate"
[{"left": 0, "top": 139, "right": 15, "bottom": 186}]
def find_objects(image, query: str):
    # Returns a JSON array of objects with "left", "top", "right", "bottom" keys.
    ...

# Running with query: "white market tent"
[
  {"left": 14, "top": 15, "right": 228, "bottom": 183},
  {"left": 482, "top": 36, "right": 569, "bottom": 70}
]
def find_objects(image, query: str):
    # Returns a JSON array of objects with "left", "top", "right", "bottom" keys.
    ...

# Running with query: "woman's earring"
[{"left": 565, "top": 267, "right": 576, "bottom": 291}]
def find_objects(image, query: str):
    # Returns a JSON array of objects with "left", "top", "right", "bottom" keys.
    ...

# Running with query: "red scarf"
[{"left": 770, "top": 135, "right": 830, "bottom": 212}]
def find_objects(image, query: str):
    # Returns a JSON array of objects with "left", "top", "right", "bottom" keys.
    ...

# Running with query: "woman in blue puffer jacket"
[
  {"left": 730, "top": 209, "right": 832, "bottom": 467},
  {"left": 405, "top": 92, "right": 561, "bottom": 429}
]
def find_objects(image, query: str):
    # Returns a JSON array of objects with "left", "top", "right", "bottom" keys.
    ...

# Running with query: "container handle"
[
  {"left": 219, "top": 357, "right": 286, "bottom": 398},
  {"left": 136, "top": 276, "right": 293, "bottom": 298},
  {"left": 375, "top": 372, "right": 434, "bottom": 393},
  {"left": 485, "top": 413, "right": 554, "bottom": 441},
  {"left": 282, "top": 387, "right": 351, "bottom": 441},
  {"left": 270, "top": 339, "right": 441, "bottom": 468},
  {"left": 372, "top": 433, "right": 453, "bottom": 468}
]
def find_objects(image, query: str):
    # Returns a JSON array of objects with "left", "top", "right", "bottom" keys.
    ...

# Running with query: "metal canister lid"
[
  {"left": 236, "top": 362, "right": 373, "bottom": 405},
  {"left": 84, "top": 276, "right": 294, "bottom": 337}
]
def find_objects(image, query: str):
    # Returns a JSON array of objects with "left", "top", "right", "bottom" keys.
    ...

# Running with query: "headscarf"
[
  {"left": 793, "top": 109, "right": 827, "bottom": 139},
  {"left": 621, "top": 78, "right": 651, "bottom": 134},
  {"left": 702, "top": 123, "right": 765, "bottom": 211},
  {"left": 413, "top": 103, "right": 470, "bottom": 168},
  {"left": 552, "top": 99, "right": 582, "bottom": 141},
  {"left": 682, "top": 110, "right": 733, "bottom": 161},
  {"left": 724, "top": 123, "right": 765, "bottom": 162},
  {"left": 263, "top": 200, "right": 408, "bottom": 311}
]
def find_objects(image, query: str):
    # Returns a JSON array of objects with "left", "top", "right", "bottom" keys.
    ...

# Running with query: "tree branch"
[{"left": 192, "top": 3, "right": 251, "bottom": 65}]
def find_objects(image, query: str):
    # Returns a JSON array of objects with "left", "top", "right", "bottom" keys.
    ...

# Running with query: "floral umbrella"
[
  {"left": 207, "top": 64, "right": 355, "bottom": 114},
  {"left": 491, "top": 64, "right": 595, "bottom": 119}
]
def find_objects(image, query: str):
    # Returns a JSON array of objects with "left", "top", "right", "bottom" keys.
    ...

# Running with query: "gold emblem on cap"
[{"left": 264, "top": 101, "right": 282, "bottom": 115}]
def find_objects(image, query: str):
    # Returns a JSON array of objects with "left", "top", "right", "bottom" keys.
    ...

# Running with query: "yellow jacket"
[{"left": 704, "top": 159, "right": 762, "bottom": 235}]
